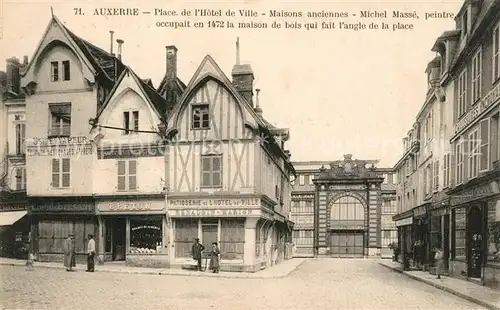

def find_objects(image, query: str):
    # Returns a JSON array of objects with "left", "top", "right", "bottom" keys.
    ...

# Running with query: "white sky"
[{"left": 0, "top": 0, "right": 464, "bottom": 167}]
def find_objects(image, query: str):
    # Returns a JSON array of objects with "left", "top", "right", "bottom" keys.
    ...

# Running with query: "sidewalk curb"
[
  {"left": 378, "top": 262, "right": 500, "bottom": 310},
  {"left": 0, "top": 259, "right": 306, "bottom": 280}
]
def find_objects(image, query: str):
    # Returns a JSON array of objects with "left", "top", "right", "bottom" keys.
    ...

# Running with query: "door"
[
  {"left": 330, "top": 231, "right": 364, "bottom": 257},
  {"left": 202, "top": 224, "right": 218, "bottom": 253},
  {"left": 468, "top": 207, "right": 483, "bottom": 279},
  {"left": 443, "top": 214, "right": 450, "bottom": 270},
  {"left": 112, "top": 218, "right": 126, "bottom": 261}
]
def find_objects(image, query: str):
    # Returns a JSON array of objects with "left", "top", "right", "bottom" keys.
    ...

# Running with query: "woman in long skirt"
[{"left": 209, "top": 242, "right": 220, "bottom": 273}]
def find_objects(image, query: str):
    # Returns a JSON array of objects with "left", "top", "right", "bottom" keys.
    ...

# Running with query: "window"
[
  {"left": 462, "top": 12, "right": 468, "bottom": 37},
  {"left": 15, "top": 123, "right": 25, "bottom": 155},
  {"left": 456, "top": 141, "right": 464, "bottom": 185},
  {"left": 117, "top": 160, "right": 137, "bottom": 191},
  {"left": 458, "top": 70, "right": 467, "bottom": 117},
  {"left": 292, "top": 229, "right": 314, "bottom": 246},
  {"left": 433, "top": 161, "right": 439, "bottom": 191},
  {"left": 15, "top": 167, "right": 26, "bottom": 191},
  {"left": 381, "top": 230, "right": 398, "bottom": 247},
  {"left": 291, "top": 200, "right": 314, "bottom": 214},
  {"left": 487, "top": 201, "right": 500, "bottom": 266},
  {"left": 62, "top": 61, "right": 70, "bottom": 81},
  {"left": 303, "top": 174, "right": 310, "bottom": 186},
  {"left": 382, "top": 200, "right": 396, "bottom": 214},
  {"left": 452, "top": 208, "right": 466, "bottom": 260},
  {"left": 299, "top": 175, "right": 305, "bottom": 186},
  {"left": 49, "top": 103, "right": 71, "bottom": 137},
  {"left": 491, "top": 113, "right": 500, "bottom": 163},
  {"left": 51, "top": 61, "right": 59, "bottom": 81},
  {"left": 123, "top": 111, "right": 139, "bottom": 134},
  {"left": 192, "top": 104, "right": 210, "bottom": 129},
  {"left": 129, "top": 218, "right": 163, "bottom": 254},
  {"left": 309, "top": 175, "right": 314, "bottom": 185},
  {"left": 201, "top": 155, "right": 222, "bottom": 188},
  {"left": 480, "top": 119, "right": 490, "bottom": 171},
  {"left": 443, "top": 153, "right": 451, "bottom": 188},
  {"left": 493, "top": 24, "right": 500, "bottom": 82},
  {"left": 52, "top": 158, "right": 70, "bottom": 188},
  {"left": 471, "top": 50, "right": 482, "bottom": 103},
  {"left": 469, "top": 130, "right": 480, "bottom": 179},
  {"left": 423, "top": 166, "right": 428, "bottom": 196},
  {"left": 383, "top": 174, "right": 388, "bottom": 184}
]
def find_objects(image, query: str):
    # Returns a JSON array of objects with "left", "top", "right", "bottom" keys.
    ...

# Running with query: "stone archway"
[{"left": 327, "top": 194, "right": 367, "bottom": 257}]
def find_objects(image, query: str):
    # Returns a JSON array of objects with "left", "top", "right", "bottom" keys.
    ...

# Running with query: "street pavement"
[{"left": 1, "top": 259, "right": 486, "bottom": 310}]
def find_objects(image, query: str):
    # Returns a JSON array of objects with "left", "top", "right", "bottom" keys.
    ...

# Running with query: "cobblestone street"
[{"left": 1, "top": 259, "right": 485, "bottom": 309}]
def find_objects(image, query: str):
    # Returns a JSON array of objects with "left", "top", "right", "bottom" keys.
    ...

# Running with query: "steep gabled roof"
[{"left": 96, "top": 67, "right": 168, "bottom": 122}]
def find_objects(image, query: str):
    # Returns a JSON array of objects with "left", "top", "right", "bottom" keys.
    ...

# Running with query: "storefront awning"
[{"left": 0, "top": 210, "right": 28, "bottom": 226}]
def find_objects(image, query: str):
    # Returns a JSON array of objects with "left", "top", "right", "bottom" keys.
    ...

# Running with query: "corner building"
[{"left": 163, "top": 51, "right": 295, "bottom": 271}]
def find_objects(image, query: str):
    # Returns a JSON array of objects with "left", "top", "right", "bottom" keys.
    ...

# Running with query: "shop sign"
[
  {"left": 168, "top": 208, "right": 260, "bottom": 217},
  {"left": 30, "top": 136, "right": 89, "bottom": 146},
  {"left": 454, "top": 83, "right": 500, "bottom": 134},
  {"left": 451, "top": 181, "right": 500, "bottom": 206},
  {"left": 395, "top": 217, "right": 413, "bottom": 227},
  {"left": 168, "top": 198, "right": 260, "bottom": 208},
  {"left": 0, "top": 204, "right": 27, "bottom": 212},
  {"left": 413, "top": 205, "right": 428, "bottom": 219},
  {"left": 26, "top": 144, "right": 92, "bottom": 157},
  {"left": 97, "top": 200, "right": 165, "bottom": 214},
  {"left": 328, "top": 184, "right": 366, "bottom": 190},
  {"left": 29, "top": 203, "right": 95, "bottom": 213}
]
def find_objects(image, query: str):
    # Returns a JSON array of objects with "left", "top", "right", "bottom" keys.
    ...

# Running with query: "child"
[{"left": 25, "top": 252, "right": 34, "bottom": 271}]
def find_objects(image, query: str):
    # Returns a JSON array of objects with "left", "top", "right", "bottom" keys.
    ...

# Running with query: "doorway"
[
  {"left": 109, "top": 218, "right": 126, "bottom": 261},
  {"left": 329, "top": 231, "right": 364, "bottom": 257},
  {"left": 202, "top": 223, "right": 218, "bottom": 252},
  {"left": 443, "top": 214, "right": 450, "bottom": 270},
  {"left": 467, "top": 206, "right": 483, "bottom": 279}
]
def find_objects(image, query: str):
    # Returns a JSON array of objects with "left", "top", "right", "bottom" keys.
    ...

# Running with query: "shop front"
[
  {"left": 429, "top": 195, "right": 451, "bottom": 274},
  {"left": 28, "top": 197, "right": 96, "bottom": 263},
  {"left": 412, "top": 204, "right": 430, "bottom": 270},
  {"left": 449, "top": 179, "right": 500, "bottom": 288},
  {"left": 166, "top": 195, "right": 280, "bottom": 272},
  {"left": 394, "top": 213, "right": 412, "bottom": 269},
  {"left": 0, "top": 191, "right": 29, "bottom": 259},
  {"left": 95, "top": 196, "right": 168, "bottom": 268}
]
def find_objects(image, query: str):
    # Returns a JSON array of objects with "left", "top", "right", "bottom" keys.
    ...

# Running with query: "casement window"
[
  {"left": 468, "top": 130, "right": 480, "bottom": 179},
  {"left": 471, "top": 50, "right": 482, "bottom": 103},
  {"left": 15, "top": 123, "right": 25, "bottom": 155},
  {"left": 62, "top": 61, "right": 71, "bottom": 81},
  {"left": 49, "top": 103, "right": 71, "bottom": 137},
  {"left": 50, "top": 61, "right": 71, "bottom": 81},
  {"left": 51, "top": 61, "right": 59, "bottom": 81},
  {"left": 491, "top": 113, "right": 500, "bottom": 163},
  {"left": 299, "top": 175, "right": 305, "bottom": 185},
  {"left": 192, "top": 104, "right": 210, "bottom": 129},
  {"left": 117, "top": 160, "right": 137, "bottom": 191},
  {"left": 15, "top": 167, "right": 26, "bottom": 191},
  {"left": 123, "top": 111, "right": 139, "bottom": 135},
  {"left": 427, "top": 164, "right": 433, "bottom": 194},
  {"left": 303, "top": 174, "right": 310, "bottom": 186},
  {"left": 480, "top": 119, "right": 490, "bottom": 172},
  {"left": 443, "top": 153, "right": 451, "bottom": 188},
  {"left": 423, "top": 166, "right": 428, "bottom": 196},
  {"left": 201, "top": 155, "right": 222, "bottom": 188},
  {"left": 456, "top": 141, "right": 464, "bottom": 185},
  {"left": 493, "top": 24, "right": 500, "bottom": 82},
  {"left": 52, "top": 158, "right": 70, "bottom": 188},
  {"left": 458, "top": 70, "right": 467, "bottom": 117},
  {"left": 433, "top": 161, "right": 439, "bottom": 191}
]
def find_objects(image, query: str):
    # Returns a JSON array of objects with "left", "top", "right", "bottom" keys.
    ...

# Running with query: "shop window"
[
  {"left": 220, "top": 219, "right": 245, "bottom": 260},
  {"left": 487, "top": 202, "right": 500, "bottom": 266},
  {"left": 174, "top": 219, "right": 198, "bottom": 258},
  {"left": 452, "top": 208, "right": 466, "bottom": 260},
  {"left": 129, "top": 218, "right": 163, "bottom": 254},
  {"left": 430, "top": 215, "right": 442, "bottom": 251}
]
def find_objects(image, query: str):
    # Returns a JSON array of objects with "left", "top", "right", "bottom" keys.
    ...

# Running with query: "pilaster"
[{"left": 244, "top": 217, "right": 259, "bottom": 266}]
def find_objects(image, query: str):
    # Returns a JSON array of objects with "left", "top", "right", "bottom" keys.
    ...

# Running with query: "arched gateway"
[
  {"left": 329, "top": 195, "right": 366, "bottom": 257},
  {"left": 313, "top": 154, "right": 384, "bottom": 257}
]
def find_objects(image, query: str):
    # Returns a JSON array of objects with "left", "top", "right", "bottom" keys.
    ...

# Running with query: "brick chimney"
[
  {"left": 6, "top": 57, "right": 21, "bottom": 94},
  {"left": 231, "top": 37, "right": 254, "bottom": 106},
  {"left": 164, "top": 45, "right": 178, "bottom": 106}
]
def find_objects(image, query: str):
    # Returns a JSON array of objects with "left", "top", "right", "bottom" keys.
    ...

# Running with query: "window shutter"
[
  {"left": 52, "top": 159, "right": 60, "bottom": 187},
  {"left": 480, "top": 119, "right": 490, "bottom": 171},
  {"left": 15, "top": 168, "right": 22, "bottom": 190},
  {"left": 62, "top": 159, "right": 70, "bottom": 187},
  {"left": 117, "top": 160, "right": 126, "bottom": 191},
  {"left": 133, "top": 111, "right": 139, "bottom": 131},
  {"left": 129, "top": 160, "right": 137, "bottom": 190},
  {"left": 463, "top": 138, "right": 469, "bottom": 180}
]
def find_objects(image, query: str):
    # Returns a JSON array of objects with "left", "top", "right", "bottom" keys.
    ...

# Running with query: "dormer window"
[
  {"left": 123, "top": 111, "right": 139, "bottom": 135},
  {"left": 462, "top": 11, "right": 468, "bottom": 37},
  {"left": 192, "top": 104, "right": 210, "bottom": 130},
  {"left": 51, "top": 61, "right": 71, "bottom": 82}
]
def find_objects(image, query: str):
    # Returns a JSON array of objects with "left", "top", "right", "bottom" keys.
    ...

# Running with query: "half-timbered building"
[{"left": 164, "top": 41, "right": 296, "bottom": 272}]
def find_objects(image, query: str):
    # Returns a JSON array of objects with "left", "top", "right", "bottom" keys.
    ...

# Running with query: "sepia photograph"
[{"left": 0, "top": 0, "right": 499, "bottom": 309}]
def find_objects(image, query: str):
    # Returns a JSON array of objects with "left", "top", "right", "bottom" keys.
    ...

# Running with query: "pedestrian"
[
  {"left": 64, "top": 234, "right": 76, "bottom": 272},
  {"left": 191, "top": 238, "right": 205, "bottom": 271},
  {"left": 86, "top": 234, "right": 96, "bottom": 272},
  {"left": 209, "top": 242, "right": 220, "bottom": 273},
  {"left": 25, "top": 243, "right": 34, "bottom": 271},
  {"left": 434, "top": 247, "right": 444, "bottom": 279}
]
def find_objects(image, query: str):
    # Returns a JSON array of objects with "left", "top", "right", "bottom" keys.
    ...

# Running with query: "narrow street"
[{"left": 1, "top": 259, "right": 485, "bottom": 309}]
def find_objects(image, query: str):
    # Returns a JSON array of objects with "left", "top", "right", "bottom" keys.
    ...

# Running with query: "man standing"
[
  {"left": 191, "top": 238, "right": 205, "bottom": 271},
  {"left": 435, "top": 247, "right": 444, "bottom": 279},
  {"left": 86, "top": 234, "right": 96, "bottom": 272},
  {"left": 64, "top": 234, "right": 76, "bottom": 272}
]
